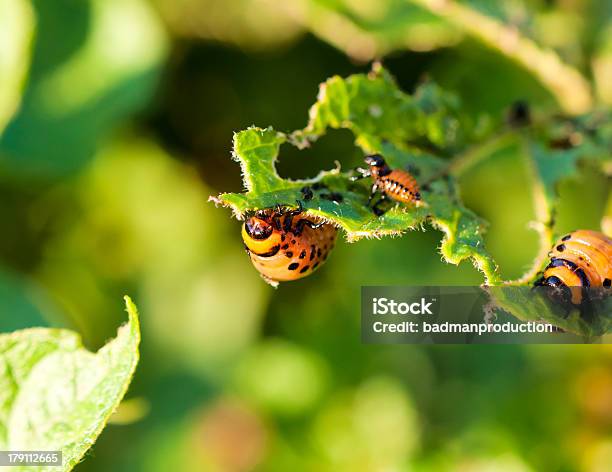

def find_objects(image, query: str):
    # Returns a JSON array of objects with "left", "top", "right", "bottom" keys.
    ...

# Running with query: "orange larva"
[
  {"left": 353, "top": 154, "right": 421, "bottom": 215},
  {"left": 241, "top": 205, "right": 337, "bottom": 285},
  {"left": 535, "top": 230, "right": 612, "bottom": 305}
]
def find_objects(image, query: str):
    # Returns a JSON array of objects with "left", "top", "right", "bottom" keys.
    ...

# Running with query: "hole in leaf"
[{"left": 276, "top": 129, "right": 358, "bottom": 180}]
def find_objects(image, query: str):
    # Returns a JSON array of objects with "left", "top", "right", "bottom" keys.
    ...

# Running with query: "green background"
[{"left": 1, "top": 0, "right": 611, "bottom": 470}]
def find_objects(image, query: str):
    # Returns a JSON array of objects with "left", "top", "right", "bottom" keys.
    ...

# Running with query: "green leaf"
[
  {"left": 0, "top": 296, "right": 140, "bottom": 471},
  {"left": 297, "top": 66, "right": 466, "bottom": 150},
  {"left": 528, "top": 113, "right": 612, "bottom": 211},
  {"left": 212, "top": 67, "right": 501, "bottom": 284},
  {"left": 280, "top": 0, "right": 593, "bottom": 114},
  {"left": 503, "top": 112, "right": 612, "bottom": 286},
  {"left": 0, "top": 0, "right": 34, "bottom": 135},
  {"left": 524, "top": 111, "right": 612, "bottom": 228},
  {"left": 290, "top": 0, "right": 460, "bottom": 61},
  {"left": 489, "top": 287, "right": 612, "bottom": 338},
  {"left": 407, "top": 0, "right": 593, "bottom": 114}
]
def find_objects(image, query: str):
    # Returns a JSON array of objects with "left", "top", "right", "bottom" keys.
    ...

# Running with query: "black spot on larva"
[
  {"left": 300, "top": 265, "right": 310, "bottom": 273},
  {"left": 281, "top": 234, "right": 286, "bottom": 242},
  {"left": 310, "top": 245, "right": 315, "bottom": 260},
  {"left": 561, "top": 234, "right": 571, "bottom": 241},
  {"left": 281, "top": 244, "right": 289, "bottom": 250},
  {"left": 254, "top": 245, "right": 280, "bottom": 257},
  {"left": 299, "top": 250, "right": 306, "bottom": 259},
  {"left": 288, "top": 262, "right": 299, "bottom": 271},
  {"left": 556, "top": 244, "right": 566, "bottom": 252},
  {"left": 604, "top": 279, "right": 611, "bottom": 288},
  {"left": 286, "top": 251, "right": 293, "bottom": 258},
  {"left": 317, "top": 248, "right": 322, "bottom": 257}
]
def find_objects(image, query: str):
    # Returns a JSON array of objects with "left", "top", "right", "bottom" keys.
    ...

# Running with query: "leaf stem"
[
  {"left": 422, "top": 130, "right": 518, "bottom": 185},
  {"left": 444, "top": 130, "right": 517, "bottom": 178},
  {"left": 504, "top": 138, "right": 555, "bottom": 285},
  {"left": 408, "top": 0, "right": 593, "bottom": 115}
]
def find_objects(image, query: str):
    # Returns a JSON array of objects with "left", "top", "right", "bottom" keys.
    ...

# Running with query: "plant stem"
[
  {"left": 408, "top": 0, "right": 593, "bottom": 115},
  {"left": 504, "top": 138, "right": 555, "bottom": 285},
  {"left": 445, "top": 130, "right": 517, "bottom": 178},
  {"left": 422, "top": 130, "right": 518, "bottom": 185}
]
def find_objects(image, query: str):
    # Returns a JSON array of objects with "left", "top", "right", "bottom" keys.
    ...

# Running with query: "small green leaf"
[
  {"left": 529, "top": 123, "right": 611, "bottom": 210},
  {"left": 523, "top": 111, "right": 612, "bottom": 228},
  {"left": 0, "top": 296, "right": 140, "bottom": 471},
  {"left": 212, "top": 67, "right": 500, "bottom": 284},
  {"left": 298, "top": 66, "right": 466, "bottom": 150},
  {"left": 529, "top": 143, "right": 583, "bottom": 207}
]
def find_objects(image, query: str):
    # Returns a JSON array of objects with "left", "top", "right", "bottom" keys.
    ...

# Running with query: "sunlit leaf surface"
[{"left": 0, "top": 297, "right": 140, "bottom": 471}]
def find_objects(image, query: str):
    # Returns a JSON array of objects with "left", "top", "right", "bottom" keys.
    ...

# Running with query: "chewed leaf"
[
  {"left": 0, "top": 296, "right": 140, "bottom": 471},
  {"left": 530, "top": 142, "right": 609, "bottom": 209},
  {"left": 211, "top": 67, "right": 500, "bottom": 284},
  {"left": 296, "top": 64, "right": 466, "bottom": 151},
  {"left": 528, "top": 110, "right": 612, "bottom": 211},
  {"left": 232, "top": 127, "right": 286, "bottom": 193}
]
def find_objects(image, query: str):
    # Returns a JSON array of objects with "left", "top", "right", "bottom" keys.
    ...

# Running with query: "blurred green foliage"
[{"left": 0, "top": 0, "right": 611, "bottom": 471}]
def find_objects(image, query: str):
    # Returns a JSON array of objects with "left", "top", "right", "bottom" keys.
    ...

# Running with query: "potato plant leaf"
[
  {"left": 511, "top": 111, "right": 612, "bottom": 286},
  {"left": 488, "top": 287, "right": 612, "bottom": 338},
  {"left": 212, "top": 66, "right": 501, "bottom": 284},
  {"left": 528, "top": 112, "right": 612, "bottom": 210},
  {"left": 0, "top": 296, "right": 140, "bottom": 471}
]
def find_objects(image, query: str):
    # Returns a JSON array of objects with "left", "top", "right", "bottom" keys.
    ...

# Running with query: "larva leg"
[
  {"left": 293, "top": 218, "right": 325, "bottom": 236},
  {"left": 371, "top": 193, "right": 388, "bottom": 216},
  {"left": 367, "top": 183, "right": 379, "bottom": 207},
  {"left": 349, "top": 167, "right": 371, "bottom": 181}
]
